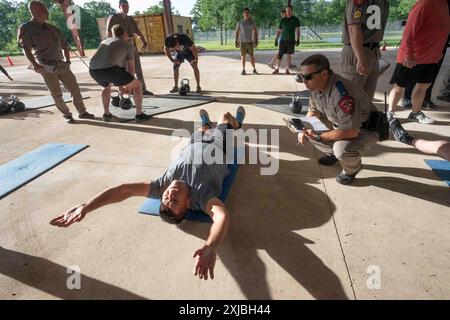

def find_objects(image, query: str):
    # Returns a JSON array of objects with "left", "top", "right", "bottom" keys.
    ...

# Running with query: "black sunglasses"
[{"left": 297, "top": 68, "right": 328, "bottom": 81}]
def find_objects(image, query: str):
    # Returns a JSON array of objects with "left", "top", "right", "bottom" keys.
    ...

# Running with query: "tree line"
[
  {"left": 0, "top": 0, "right": 415, "bottom": 52},
  {"left": 191, "top": 0, "right": 415, "bottom": 44}
]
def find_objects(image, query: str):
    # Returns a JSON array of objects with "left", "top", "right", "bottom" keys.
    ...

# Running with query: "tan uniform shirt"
[
  {"left": 107, "top": 13, "right": 140, "bottom": 38},
  {"left": 308, "top": 72, "right": 377, "bottom": 130},
  {"left": 342, "top": 0, "right": 389, "bottom": 45},
  {"left": 17, "top": 20, "right": 67, "bottom": 65}
]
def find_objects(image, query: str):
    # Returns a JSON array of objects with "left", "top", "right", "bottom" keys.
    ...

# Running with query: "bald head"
[{"left": 29, "top": 1, "right": 49, "bottom": 23}]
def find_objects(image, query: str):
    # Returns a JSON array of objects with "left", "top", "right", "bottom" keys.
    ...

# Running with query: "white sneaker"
[
  {"left": 387, "top": 111, "right": 395, "bottom": 121},
  {"left": 408, "top": 111, "right": 435, "bottom": 124}
]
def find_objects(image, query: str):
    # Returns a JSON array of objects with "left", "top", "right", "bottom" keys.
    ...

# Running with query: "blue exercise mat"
[
  {"left": 0, "top": 143, "right": 88, "bottom": 199},
  {"left": 425, "top": 160, "right": 450, "bottom": 187},
  {"left": 139, "top": 152, "right": 241, "bottom": 223}
]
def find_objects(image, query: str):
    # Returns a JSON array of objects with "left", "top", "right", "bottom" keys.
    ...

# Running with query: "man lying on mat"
[{"left": 50, "top": 107, "right": 246, "bottom": 281}]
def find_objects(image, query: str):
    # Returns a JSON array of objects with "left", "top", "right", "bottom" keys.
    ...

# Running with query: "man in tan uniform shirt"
[
  {"left": 106, "top": 0, "right": 153, "bottom": 96},
  {"left": 341, "top": 0, "right": 389, "bottom": 100},
  {"left": 297, "top": 54, "right": 379, "bottom": 185},
  {"left": 18, "top": 1, "right": 94, "bottom": 124}
]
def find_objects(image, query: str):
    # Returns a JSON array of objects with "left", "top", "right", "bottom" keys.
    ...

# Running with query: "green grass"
[{"left": 197, "top": 38, "right": 402, "bottom": 51}]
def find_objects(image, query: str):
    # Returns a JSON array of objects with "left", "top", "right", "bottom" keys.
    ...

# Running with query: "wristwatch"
[{"left": 316, "top": 133, "right": 322, "bottom": 142}]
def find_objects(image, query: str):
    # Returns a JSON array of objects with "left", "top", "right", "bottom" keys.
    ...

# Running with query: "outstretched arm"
[
  {"left": 193, "top": 197, "right": 230, "bottom": 280},
  {"left": 50, "top": 183, "right": 150, "bottom": 227}
]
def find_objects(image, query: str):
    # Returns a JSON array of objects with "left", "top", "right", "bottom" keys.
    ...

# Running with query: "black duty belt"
[{"left": 363, "top": 42, "right": 380, "bottom": 50}]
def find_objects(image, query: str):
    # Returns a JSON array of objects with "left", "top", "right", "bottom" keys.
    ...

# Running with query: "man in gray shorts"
[
  {"left": 89, "top": 24, "right": 151, "bottom": 123},
  {"left": 235, "top": 8, "right": 259, "bottom": 75},
  {"left": 50, "top": 107, "right": 246, "bottom": 281}
]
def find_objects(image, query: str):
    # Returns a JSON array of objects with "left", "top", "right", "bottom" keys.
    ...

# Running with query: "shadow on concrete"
[
  {"left": 0, "top": 246, "right": 145, "bottom": 299},
  {"left": 0, "top": 109, "right": 55, "bottom": 121}
]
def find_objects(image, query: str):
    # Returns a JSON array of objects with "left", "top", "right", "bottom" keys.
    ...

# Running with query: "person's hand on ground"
[
  {"left": 193, "top": 245, "right": 216, "bottom": 280},
  {"left": 50, "top": 204, "right": 88, "bottom": 227}
]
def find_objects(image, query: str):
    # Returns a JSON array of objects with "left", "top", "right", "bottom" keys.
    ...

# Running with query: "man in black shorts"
[
  {"left": 89, "top": 24, "right": 152, "bottom": 123},
  {"left": 272, "top": 5, "right": 300, "bottom": 75},
  {"left": 164, "top": 33, "right": 201, "bottom": 94}
]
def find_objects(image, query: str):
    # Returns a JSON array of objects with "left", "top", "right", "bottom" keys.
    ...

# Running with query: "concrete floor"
[{"left": 0, "top": 48, "right": 449, "bottom": 300}]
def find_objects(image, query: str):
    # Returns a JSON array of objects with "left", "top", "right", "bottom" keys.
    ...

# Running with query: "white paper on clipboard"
[{"left": 283, "top": 116, "right": 329, "bottom": 133}]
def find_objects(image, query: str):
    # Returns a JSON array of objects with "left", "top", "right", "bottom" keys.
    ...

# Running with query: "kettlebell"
[
  {"left": 119, "top": 93, "right": 133, "bottom": 110},
  {"left": 289, "top": 94, "right": 303, "bottom": 114},
  {"left": 179, "top": 79, "right": 190, "bottom": 96},
  {"left": 0, "top": 96, "right": 12, "bottom": 115},
  {"left": 111, "top": 91, "right": 120, "bottom": 107},
  {"left": 9, "top": 95, "right": 25, "bottom": 112}
]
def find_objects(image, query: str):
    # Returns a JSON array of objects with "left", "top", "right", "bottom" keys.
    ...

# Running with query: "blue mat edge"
[
  {"left": 0, "top": 143, "right": 89, "bottom": 199},
  {"left": 424, "top": 159, "right": 450, "bottom": 187}
]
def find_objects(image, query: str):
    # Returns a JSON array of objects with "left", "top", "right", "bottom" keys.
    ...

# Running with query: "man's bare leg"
[
  {"left": 388, "top": 84, "right": 405, "bottom": 114},
  {"left": 102, "top": 84, "right": 112, "bottom": 115}
]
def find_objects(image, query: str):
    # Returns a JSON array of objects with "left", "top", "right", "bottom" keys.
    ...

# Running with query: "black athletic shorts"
[
  {"left": 278, "top": 40, "right": 295, "bottom": 58},
  {"left": 175, "top": 50, "right": 195, "bottom": 64},
  {"left": 389, "top": 63, "right": 440, "bottom": 88},
  {"left": 89, "top": 66, "right": 134, "bottom": 88},
  {"left": 190, "top": 123, "right": 234, "bottom": 153}
]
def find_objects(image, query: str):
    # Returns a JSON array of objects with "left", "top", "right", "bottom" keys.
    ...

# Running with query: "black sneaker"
[
  {"left": 422, "top": 100, "right": 437, "bottom": 109},
  {"left": 241, "top": 70, "right": 246, "bottom": 75},
  {"left": 143, "top": 90, "right": 154, "bottom": 96},
  {"left": 400, "top": 98, "right": 412, "bottom": 109},
  {"left": 63, "top": 114, "right": 75, "bottom": 124},
  {"left": 389, "top": 118, "right": 414, "bottom": 145},
  {"left": 437, "top": 95, "right": 450, "bottom": 102},
  {"left": 78, "top": 111, "right": 95, "bottom": 119},
  {"left": 169, "top": 86, "right": 179, "bottom": 94},
  {"left": 318, "top": 154, "right": 338, "bottom": 166},
  {"left": 136, "top": 113, "right": 152, "bottom": 123},
  {"left": 336, "top": 169, "right": 361, "bottom": 185},
  {"left": 103, "top": 113, "right": 114, "bottom": 122},
  {"left": 253, "top": 69, "right": 259, "bottom": 75}
]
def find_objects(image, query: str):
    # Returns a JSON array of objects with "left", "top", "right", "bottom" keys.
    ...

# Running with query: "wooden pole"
[
  {"left": 163, "top": 0, "right": 174, "bottom": 35},
  {"left": 53, "top": 0, "right": 85, "bottom": 57}
]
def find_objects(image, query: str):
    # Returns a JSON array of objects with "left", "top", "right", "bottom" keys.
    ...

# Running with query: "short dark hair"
[
  {"left": 281, "top": 9, "right": 286, "bottom": 13},
  {"left": 165, "top": 34, "right": 179, "bottom": 48},
  {"left": 300, "top": 54, "right": 330, "bottom": 71},
  {"left": 286, "top": 5, "right": 293, "bottom": 10},
  {"left": 243, "top": 8, "right": 250, "bottom": 12},
  {"left": 112, "top": 24, "right": 125, "bottom": 38},
  {"left": 160, "top": 207, "right": 186, "bottom": 225}
]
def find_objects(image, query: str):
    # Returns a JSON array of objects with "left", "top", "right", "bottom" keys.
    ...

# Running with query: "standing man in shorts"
[
  {"left": 272, "top": 5, "right": 300, "bottom": 75},
  {"left": 235, "top": 8, "right": 259, "bottom": 75},
  {"left": 387, "top": 0, "right": 450, "bottom": 124},
  {"left": 106, "top": 0, "right": 153, "bottom": 96},
  {"left": 164, "top": 33, "right": 202, "bottom": 94},
  {"left": 89, "top": 24, "right": 152, "bottom": 123}
]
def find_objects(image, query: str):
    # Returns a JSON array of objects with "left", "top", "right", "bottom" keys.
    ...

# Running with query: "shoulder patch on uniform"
[
  {"left": 353, "top": 0, "right": 366, "bottom": 8},
  {"left": 353, "top": 10, "right": 362, "bottom": 19},
  {"left": 335, "top": 81, "right": 355, "bottom": 114}
]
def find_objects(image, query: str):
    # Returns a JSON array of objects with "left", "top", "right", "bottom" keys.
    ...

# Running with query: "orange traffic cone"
[{"left": 6, "top": 56, "right": 14, "bottom": 66}]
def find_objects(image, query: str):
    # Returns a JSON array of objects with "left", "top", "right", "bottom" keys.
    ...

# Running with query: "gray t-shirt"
[
  {"left": 89, "top": 37, "right": 134, "bottom": 70},
  {"left": 148, "top": 142, "right": 230, "bottom": 211},
  {"left": 237, "top": 19, "right": 256, "bottom": 43}
]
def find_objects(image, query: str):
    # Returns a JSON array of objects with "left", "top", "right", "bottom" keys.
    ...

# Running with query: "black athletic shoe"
[
  {"left": 136, "top": 113, "right": 152, "bottom": 123},
  {"left": 63, "top": 114, "right": 75, "bottom": 124},
  {"left": 422, "top": 100, "right": 437, "bottom": 109},
  {"left": 336, "top": 169, "right": 361, "bottom": 185},
  {"left": 389, "top": 118, "right": 414, "bottom": 145},
  {"left": 437, "top": 95, "right": 450, "bottom": 102},
  {"left": 103, "top": 113, "right": 114, "bottom": 122},
  {"left": 318, "top": 154, "right": 338, "bottom": 166},
  {"left": 143, "top": 90, "right": 154, "bottom": 96},
  {"left": 78, "top": 111, "right": 95, "bottom": 119},
  {"left": 400, "top": 98, "right": 412, "bottom": 109}
]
